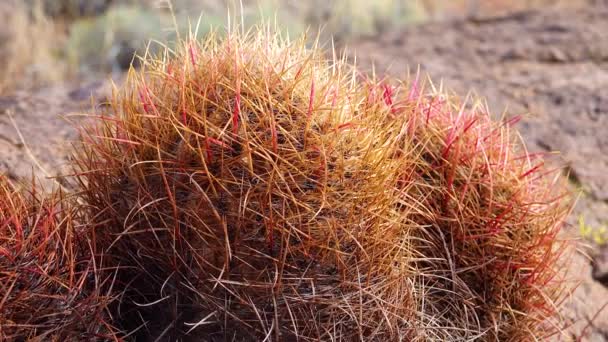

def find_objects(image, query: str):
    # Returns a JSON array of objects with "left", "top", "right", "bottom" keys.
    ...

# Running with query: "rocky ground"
[
  {"left": 1, "top": 2, "right": 608, "bottom": 340},
  {"left": 0, "top": 80, "right": 112, "bottom": 190},
  {"left": 351, "top": 3, "right": 608, "bottom": 340}
]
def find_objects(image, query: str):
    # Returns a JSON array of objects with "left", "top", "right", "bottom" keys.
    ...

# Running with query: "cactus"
[
  {"left": 0, "top": 176, "right": 118, "bottom": 341},
  {"left": 69, "top": 26, "right": 574, "bottom": 341},
  {"left": 73, "top": 30, "right": 414, "bottom": 339},
  {"left": 389, "top": 85, "right": 573, "bottom": 340}
]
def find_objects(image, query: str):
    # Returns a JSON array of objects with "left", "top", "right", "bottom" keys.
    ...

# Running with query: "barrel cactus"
[
  {"left": 71, "top": 27, "right": 573, "bottom": 341},
  {"left": 0, "top": 176, "right": 118, "bottom": 340}
]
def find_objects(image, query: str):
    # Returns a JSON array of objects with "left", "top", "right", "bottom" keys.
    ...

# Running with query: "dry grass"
[
  {"left": 0, "top": 1, "right": 66, "bottom": 94},
  {"left": 0, "top": 176, "right": 118, "bottom": 341},
  {"left": 70, "top": 25, "right": 574, "bottom": 341}
]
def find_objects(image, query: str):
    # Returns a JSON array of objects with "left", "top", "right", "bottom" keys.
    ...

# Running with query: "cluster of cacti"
[{"left": 1, "top": 27, "right": 572, "bottom": 341}]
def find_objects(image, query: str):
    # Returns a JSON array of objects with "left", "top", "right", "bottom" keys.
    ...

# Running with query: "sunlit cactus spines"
[{"left": 70, "top": 26, "right": 574, "bottom": 341}]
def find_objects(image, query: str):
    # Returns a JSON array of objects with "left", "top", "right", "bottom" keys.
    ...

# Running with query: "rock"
[
  {"left": 545, "top": 46, "right": 569, "bottom": 62},
  {"left": 594, "top": 247, "right": 608, "bottom": 286},
  {"left": 560, "top": 250, "right": 608, "bottom": 340},
  {"left": 112, "top": 40, "right": 140, "bottom": 71}
]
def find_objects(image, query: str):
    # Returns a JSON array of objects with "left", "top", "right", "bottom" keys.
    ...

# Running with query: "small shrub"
[
  {"left": 35, "top": 0, "right": 112, "bottom": 19},
  {"left": 303, "top": 0, "right": 426, "bottom": 41},
  {"left": 66, "top": 5, "right": 170, "bottom": 73}
]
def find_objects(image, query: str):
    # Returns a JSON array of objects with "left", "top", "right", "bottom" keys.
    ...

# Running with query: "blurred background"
[
  {"left": 0, "top": 0, "right": 594, "bottom": 91},
  {"left": 0, "top": 0, "right": 607, "bottom": 339}
]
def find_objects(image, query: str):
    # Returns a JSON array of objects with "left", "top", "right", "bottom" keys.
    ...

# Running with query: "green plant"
[
  {"left": 35, "top": 0, "right": 112, "bottom": 19},
  {"left": 66, "top": 5, "right": 170, "bottom": 72},
  {"left": 579, "top": 215, "right": 608, "bottom": 246},
  {"left": 303, "top": 0, "right": 426, "bottom": 41},
  {"left": 70, "top": 25, "right": 573, "bottom": 341}
]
